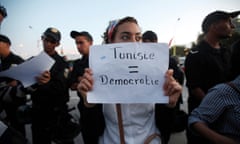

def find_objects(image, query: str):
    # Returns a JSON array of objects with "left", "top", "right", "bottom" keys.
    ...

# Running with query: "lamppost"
[
  {"left": 169, "top": 18, "right": 180, "bottom": 56},
  {"left": 28, "top": 25, "right": 41, "bottom": 53}
]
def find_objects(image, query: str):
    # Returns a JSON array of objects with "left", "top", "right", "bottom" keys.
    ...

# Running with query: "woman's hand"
[
  {"left": 77, "top": 68, "right": 95, "bottom": 107},
  {"left": 163, "top": 69, "right": 182, "bottom": 108},
  {"left": 36, "top": 71, "right": 51, "bottom": 85}
]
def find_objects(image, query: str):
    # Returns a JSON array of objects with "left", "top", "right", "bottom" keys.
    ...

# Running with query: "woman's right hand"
[{"left": 77, "top": 68, "right": 95, "bottom": 107}]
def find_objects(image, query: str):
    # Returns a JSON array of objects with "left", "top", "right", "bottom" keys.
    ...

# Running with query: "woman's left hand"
[{"left": 163, "top": 69, "right": 182, "bottom": 108}]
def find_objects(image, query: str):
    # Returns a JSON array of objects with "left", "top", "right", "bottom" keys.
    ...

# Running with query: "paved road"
[{"left": 26, "top": 85, "right": 189, "bottom": 144}]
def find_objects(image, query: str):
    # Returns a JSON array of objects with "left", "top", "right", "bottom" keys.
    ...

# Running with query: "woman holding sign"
[{"left": 78, "top": 16, "right": 182, "bottom": 144}]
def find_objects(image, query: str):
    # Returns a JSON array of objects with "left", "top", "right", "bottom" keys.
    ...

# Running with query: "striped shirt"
[{"left": 188, "top": 75, "right": 240, "bottom": 141}]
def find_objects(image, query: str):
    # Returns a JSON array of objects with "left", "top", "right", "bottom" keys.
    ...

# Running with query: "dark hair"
[
  {"left": 102, "top": 16, "right": 138, "bottom": 43},
  {"left": 43, "top": 27, "right": 61, "bottom": 42},
  {"left": 79, "top": 31, "right": 93, "bottom": 42},
  {"left": 0, "top": 34, "right": 11, "bottom": 45},
  {"left": 202, "top": 10, "right": 240, "bottom": 33},
  {"left": 70, "top": 31, "right": 93, "bottom": 42},
  {"left": 0, "top": 5, "right": 7, "bottom": 18},
  {"left": 142, "top": 30, "right": 158, "bottom": 42}
]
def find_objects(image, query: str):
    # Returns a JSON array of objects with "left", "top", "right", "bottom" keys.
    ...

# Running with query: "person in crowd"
[
  {"left": 77, "top": 16, "right": 182, "bottom": 144},
  {"left": 142, "top": 30, "right": 158, "bottom": 43},
  {"left": 0, "top": 34, "right": 50, "bottom": 143},
  {"left": 142, "top": 30, "right": 184, "bottom": 108},
  {"left": 0, "top": 4, "right": 7, "bottom": 29},
  {"left": 68, "top": 31, "right": 92, "bottom": 91},
  {"left": 0, "top": 6, "right": 49, "bottom": 144},
  {"left": 184, "top": 10, "right": 240, "bottom": 144},
  {"left": 0, "top": 34, "right": 50, "bottom": 135},
  {"left": 0, "top": 34, "right": 25, "bottom": 135},
  {"left": 30, "top": 27, "right": 73, "bottom": 144},
  {"left": 142, "top": 30, "right": 185, "bottom": 144},
  {"left": 188, "top": 39, "right": 240, "bottom": 144},
  {"left": 68, "top": 31, "right": 104, "bottom": 144}
]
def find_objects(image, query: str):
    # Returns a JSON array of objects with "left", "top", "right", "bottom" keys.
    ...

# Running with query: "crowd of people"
[
  {"left": 0, "top": 3, "right": 240, "bottom": 144},
  {"left": 185, "top": 10, "right": 240, "bottom": 144}
]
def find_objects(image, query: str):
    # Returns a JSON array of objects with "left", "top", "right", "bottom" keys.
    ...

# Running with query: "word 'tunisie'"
[{"left": 113, "top": 47, "right": 155, "bottom": 60}]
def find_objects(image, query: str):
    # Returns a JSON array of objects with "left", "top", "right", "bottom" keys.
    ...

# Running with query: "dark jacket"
[
  {"left": 0, "top": 52, "right": 25, "bottom": 110},
  {"left": 68, "top": 56, "right": 105, "bottom": 144},
  {"left": 185, "top": 40, "right": 231, "bottom": 112},
  {"left": 31, "top": 52, "right": 69, "bottom": 111}
]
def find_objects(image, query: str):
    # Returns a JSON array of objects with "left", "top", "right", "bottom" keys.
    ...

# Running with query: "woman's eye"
[
  {"left": 121, "top": 35, "right": 130, "bottom": 41},
  {"left": 135, "top": 36, "right": 142, "bottom": 42}
]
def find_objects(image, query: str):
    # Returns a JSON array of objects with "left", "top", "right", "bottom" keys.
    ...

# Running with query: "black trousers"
[
  {"left": 78, "top": 102, "right": 105, "bottom": 144},
  {"left": 4, "top": 104, "right": 26, "bottom": 136},
  {"left": 31, "top": 108, "right": 74, "bottom": 144}
]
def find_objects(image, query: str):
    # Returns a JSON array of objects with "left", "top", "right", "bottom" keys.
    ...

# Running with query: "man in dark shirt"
[
  {"left": 0, "top": 34, "right": 25, "bottom": 135},
  {"left": 30, "top": 27, "right": 72, "bottom": 144},
  {"left": 0, "top": 7, "right": 50, "bottom": 143},
  {"left": 68, "top": 31, "right": 105, "bottom": 144},
  {"left": 185, "top": 10, "right": 240, "bottom": 144},
  {"left": 188, "top": 38, "right": 240, "bottom": 144},
  {"left": 0, "top": 34, "right": 51, "bottom": 143}
]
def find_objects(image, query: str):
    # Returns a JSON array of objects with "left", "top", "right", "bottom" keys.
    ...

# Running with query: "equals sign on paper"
[{"left": 128, "top": 65, "right": 139, "bottom": 73}]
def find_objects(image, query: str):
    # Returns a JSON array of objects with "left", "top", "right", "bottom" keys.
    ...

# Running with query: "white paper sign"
[
  {"left": 0, "top": 51, "right": 55, "bottom": 87},
  {"left": 88, "top": 42, "right": 169, "bottom": 103}
]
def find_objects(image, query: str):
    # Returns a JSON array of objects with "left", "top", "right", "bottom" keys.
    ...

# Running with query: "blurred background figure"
[
  {"left": 143, "top": 30, "right": 185, "bottom": 144},
  {"left": 30, "top": 27, "right": 74, "bottom": 144},
  {"left": 68, "top": 30, "right": 104, "bottom": 144},
  {"left": 188, "top": 38, "right": 240, "bottom": 144},
  {"left": 185, "top": 10, "right": 240, "bottom": 144}
]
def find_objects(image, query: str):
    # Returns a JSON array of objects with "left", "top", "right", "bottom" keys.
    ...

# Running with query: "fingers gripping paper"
[{"left": 0, "top": 51, "right": 55, "bottom": 87}]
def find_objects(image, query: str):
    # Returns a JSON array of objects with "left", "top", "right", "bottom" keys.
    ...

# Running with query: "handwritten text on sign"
[{"left": 88, "top": 42, "right": 169, "bottom": 103}]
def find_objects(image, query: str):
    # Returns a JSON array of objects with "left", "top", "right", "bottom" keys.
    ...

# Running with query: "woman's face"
[{"left": 112, "top": 22, "right": 142, "bottom": 43}]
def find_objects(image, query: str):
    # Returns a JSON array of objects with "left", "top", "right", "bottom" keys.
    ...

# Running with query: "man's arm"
[
  {"left": 191, "top": 122, "right": 238, "bottom": 144},
  {"left": 190, "top": 87, "right": 205, "bottom": 101}
]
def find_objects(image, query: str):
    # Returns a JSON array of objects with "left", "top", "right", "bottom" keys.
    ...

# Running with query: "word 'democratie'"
[{"left": 88, "top": 42, "right": 169, "bottom": 103}]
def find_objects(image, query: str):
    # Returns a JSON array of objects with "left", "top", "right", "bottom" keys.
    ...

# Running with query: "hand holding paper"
[{"left": 0, "top": 51, "right": 55, "bottom": 87}]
